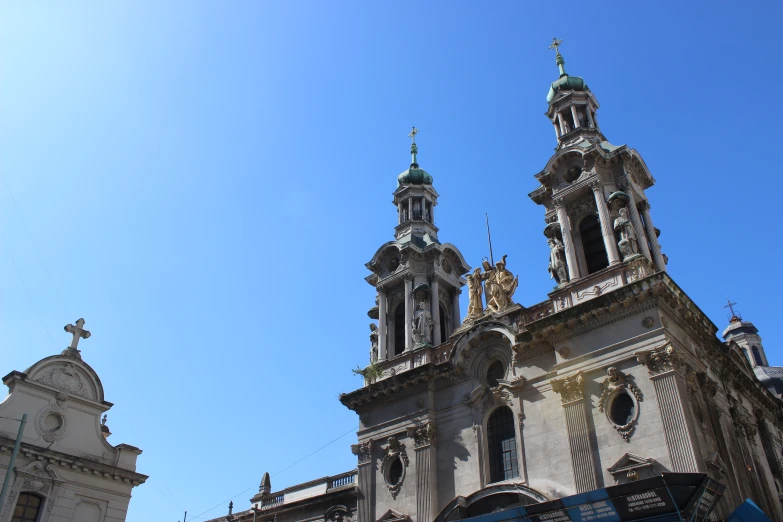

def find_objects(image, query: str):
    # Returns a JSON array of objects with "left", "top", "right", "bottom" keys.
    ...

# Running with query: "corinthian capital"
[
  {"left": 636, "top": 343, "right": 682, "bottom": 376},
  {"left": 588, "top": 178, "right": 603, "bottom": 191},
  {"left": 551, "top": 372, "right": 585, "bottom": 404},
  {"left": 552, "top": 196, "right": 565, "bottom": 209},
  {"left": 351, "top": 439, "right": 373, "bottom": 464},
  {"left": 637, "top": 200, "right": 651, "bottom": 212},
  {"left": 406, "top": 420, "right": 437, "bottom": 448}
]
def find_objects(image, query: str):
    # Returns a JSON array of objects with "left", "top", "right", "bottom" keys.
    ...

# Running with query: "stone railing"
[
  {"left": 260, "top": 470, "right": 357, "bottom": 509},
  {"left": 372, "top": 343, "right": 452, "bottom": 384}
]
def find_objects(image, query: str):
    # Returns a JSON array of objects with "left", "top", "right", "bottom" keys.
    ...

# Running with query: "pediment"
[
  {"left": 607, "top": 453, "right": 660, "bottom": 484},
  {"left": 377, "top": 508, "right": 410, "bottom": 522},
  {"left": 25, "top": 356, "right": 104, "bottom": 404}
]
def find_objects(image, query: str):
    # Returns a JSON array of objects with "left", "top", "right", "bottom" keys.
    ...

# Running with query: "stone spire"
[{"left": 259, "top": 472, "right": 271, "bottom": 494}]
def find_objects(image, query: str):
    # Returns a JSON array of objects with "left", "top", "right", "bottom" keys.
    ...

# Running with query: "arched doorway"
[{"left": 433, "top": 484, "right": 548, "bottom": 522}]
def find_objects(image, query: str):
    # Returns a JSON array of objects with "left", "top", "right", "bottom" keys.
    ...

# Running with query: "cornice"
[{"left": 0, "top": 436, "right": 147, "bottom": 486}]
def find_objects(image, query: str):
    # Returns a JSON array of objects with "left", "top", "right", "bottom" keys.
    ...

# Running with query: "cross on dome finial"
[
  {"left": 548, "top": 38, "right": 567, "bottom": 77},
  {"left": 724, "top": 298, "right": 741, "bottom": 322},
  {"left": 549, "top": 38, "right": 563, "bottom": 56},
  {"left": 408, "top": 126, "right": 420, "bottom": 168}
]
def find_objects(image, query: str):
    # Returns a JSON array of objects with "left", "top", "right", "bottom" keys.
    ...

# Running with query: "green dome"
[
  {"left": 547, "top": 74, "right": 588, "bottom": 103},
  {"left": 398, "top": 168, "right": 433, "bottom": 186}
]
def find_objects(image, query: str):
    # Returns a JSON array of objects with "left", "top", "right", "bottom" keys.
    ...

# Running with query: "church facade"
[
  {"left": 210, "top": 46, "right": 783, "bottom": 522},
  {"left": 0, "top": 320, "right": 147, "bottom": 522}
]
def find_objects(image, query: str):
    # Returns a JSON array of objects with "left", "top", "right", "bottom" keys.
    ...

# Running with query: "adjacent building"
[{"left": 0, "top": 320, "right": 147, "bottom": 522}]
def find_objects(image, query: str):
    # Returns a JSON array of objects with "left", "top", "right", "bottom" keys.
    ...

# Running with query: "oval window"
[
  {"left": 388, "top": 458, "right": 403, "bottom": 485},
  {"left": 609, "top": 392, "right": 635, "bottom": 426}
]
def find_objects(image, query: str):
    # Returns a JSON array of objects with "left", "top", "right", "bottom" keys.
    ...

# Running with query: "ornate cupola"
[
  {"left": 529, "top": 39, "right": 667, "bottom": 313},
  {"left": 363, "top": 129, "right": 470, "bottom": 368},
  {"left": 546, "top": 38, "right": 605, "bottom": 149}
]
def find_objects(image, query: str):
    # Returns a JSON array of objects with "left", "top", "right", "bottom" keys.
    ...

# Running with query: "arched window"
[
  {"left": 439, "top": 304, "right": 449, "bottom": 343},
  {"left": 393, "top": 304, "right": 405, "bottom": 356},
  {"left": 486, "top": 361, "right": 505, "bottom": 387},
  {"left": 579, "top": 215, "right": 609, "bottom": 274},
  {"left": 12, "top": 493, "right": 43, "bottom": 522},
  {"left": 487, "top": 406, "right": 518, "bottom": 483},
  {"left": 751, "top": 346, "right": 763, "bottom": 366}
]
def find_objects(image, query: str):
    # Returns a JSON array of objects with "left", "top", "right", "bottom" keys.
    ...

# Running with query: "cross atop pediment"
[{"left": 63, "top": 318, "right": 91, "bottom": 357}]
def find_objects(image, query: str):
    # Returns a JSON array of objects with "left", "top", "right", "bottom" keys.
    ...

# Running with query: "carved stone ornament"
[
  {"left": 635, "top": 343, "right": 682, "bottom": 376},
  {"left": 28, "top": 361, "right": 98, "bottom": 402},
  {"left": 35, "top": 404, "right": 69, "bottom": 443},
  {"left": 406, "top": 421, "right": 437, "bottom": 448},
  {"left": 324, "top": 504, "right": 352, "bottom": 522},
  {"left": 350, "top": 439, "right": 373, "bottom": 465},
  {"left": 17, "top": 460, "right": 59, "bottom": 496},
  {"left": 641, "top": 316, "right": 655, "bottom": 329},
  {"left": 730, "top": 403, "right": 758, "bottom": 443},
  {"left": 380, "top": 437, "right": 409, "bottom": 499},
  {"left": 550, "top": 372, "right": 585, "bottom": 404},
  {"left": 598, "top": 367, "right": 643, "bottom": 442}
]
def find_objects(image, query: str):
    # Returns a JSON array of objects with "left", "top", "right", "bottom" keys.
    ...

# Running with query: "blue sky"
[{"left": 1, "top": 2, "right": 781, "bottom": 521}]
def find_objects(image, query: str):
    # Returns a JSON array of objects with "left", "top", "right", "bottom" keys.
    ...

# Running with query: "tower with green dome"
[{"left": 364, "top": 128, "right": 470, "bottom": 362}]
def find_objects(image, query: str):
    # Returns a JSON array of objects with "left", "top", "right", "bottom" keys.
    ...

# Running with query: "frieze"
[
  {"left": 406, "top": 421, "right": 437, "bottom": 448},
  {"left": 635, "top": 343, "right": 682, "bottom": 376},
  {"left": 551, "top": 372, "right": 585, "bottom": 404}
]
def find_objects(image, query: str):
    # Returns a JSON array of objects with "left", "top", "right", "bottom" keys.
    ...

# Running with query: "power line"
[
  {"left": 185, "top": 425, "right": 358, "bottom": 522},
  {"left": 0, "top": 232, "right": 55, "bottom": 347},
  {"left": 1, "top": 173, "right": 71, "bottom": 317}
]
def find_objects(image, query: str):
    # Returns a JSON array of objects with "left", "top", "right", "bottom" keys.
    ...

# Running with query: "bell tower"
[
  {"left": 530, "top": 40, "right": 668, "bottom": 311},
  {"left": 365, "top": 129, "right": 470, "bottom": 363}
]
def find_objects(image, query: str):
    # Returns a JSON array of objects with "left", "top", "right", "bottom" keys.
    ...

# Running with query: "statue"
[
  {"left": 466, "top": 267, "right": 484, "bottom": 318},
  {"left": 412, "top": 300, "right": 434, "bottom": 346},
  {"left": 613, "top": 208, "right": 638, "bottom": 259},
  {"left": 484, "top": 255, "right": 518, "bottom": 313},
  {"left": 547, "top": 237, "right": 569, "bottom": 284},
  {"left": 369, "top": 323, "right": 379, "bottom": 363},
  {"left": 401, "top": 208, "right": 408, "bottom": 222}
]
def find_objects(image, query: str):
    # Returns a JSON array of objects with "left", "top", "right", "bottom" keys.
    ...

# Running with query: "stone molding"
[{"left": 551, "top": 372, "right": 585, "bottom": 404}]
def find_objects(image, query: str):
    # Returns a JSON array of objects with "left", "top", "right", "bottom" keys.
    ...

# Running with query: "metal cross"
[
  {"left": 408, "top": 126, "right": 419, "bottom": 144},
  {"left": 64, "top": 318, "right": 91, "bottom": 349},
  {"left": 549, "top": 38, "right": 563, "bottom": 55},
  {"left": 724, "top": 299, "right": 738, "bottom": 317}
]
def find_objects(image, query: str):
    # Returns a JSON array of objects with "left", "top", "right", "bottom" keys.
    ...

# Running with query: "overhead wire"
[
  {"left": 185, "top": 425, "right": 359, "bottom": 522},
  {"left": 1, "top": 172, "right": 71, "bottom": 317}
]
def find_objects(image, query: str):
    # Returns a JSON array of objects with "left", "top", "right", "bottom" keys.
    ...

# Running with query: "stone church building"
[
  {"left": 0, "top": 320, "right": 147, "bottom": 522},
  {"left": 210, "top": 46, "right": 783, "bottom": 522}
]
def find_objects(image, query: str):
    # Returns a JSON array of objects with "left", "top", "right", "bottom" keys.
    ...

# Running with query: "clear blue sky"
[{"left": 1, "top": 2, "right": 781, "bottom": 521}]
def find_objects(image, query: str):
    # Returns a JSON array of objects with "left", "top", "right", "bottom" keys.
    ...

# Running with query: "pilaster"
[
  {"left": 407, "top": 421, "right": 438, "bottom": 522},
  {"left": 636, "top": 344, "right": 699, "bottom": 472},
  {"left": 551, "top": 372, "right": 599, "bottom": 492},
  {"left": 352, "top": 440, "right": 375, "bottom": 522},
  {"left": 590, "top": 180, "right": 621, "bottom": 265}
]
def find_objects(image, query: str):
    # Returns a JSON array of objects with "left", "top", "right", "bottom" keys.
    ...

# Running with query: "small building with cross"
[{"left": 0, "top": 319, "right": 147, "bottom": 522}]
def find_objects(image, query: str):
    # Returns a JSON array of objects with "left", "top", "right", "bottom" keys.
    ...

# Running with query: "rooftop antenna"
[{"left": 485, "top": 213, "right": 495, "bottom": 266}]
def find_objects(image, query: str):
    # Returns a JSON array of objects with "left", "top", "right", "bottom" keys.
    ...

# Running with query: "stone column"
[
  {"left": 590, "top": 180, "right": 621, "bottom": 265},
  {"left": 557, "top": 112, "right": 566, "bottom": 135},
  {"left": 408, "top": 422, "right": 438, "bottom": 522},
  {"left": 378, "top": 289, "right": 388, "bottom": 361},
  {"left": 398, "top": 202, "right": 403, "bottom": 224},
  {"left": 636, "top": 345, "right": 699, "bottom": 472},
  {"left": 551, "top": 373, "right": 599, "bottom": 493},
  {"left": 586, "top": 106, "right": 595, "bottom": 128},
  {"left": 623, "top": 188, "right": 652, "bottom": 261},
  {"left": 431, "top": 279, "right": 441, "bottom": 346},
  {"left": 452, "top": 289, "right": 461, "bottom": 332},
  {"left": 553, "top": 122, "right": 560, "bottom": 140},
  {"left": 407, "top": 198, "right": 412, "bottom": 222},
  {"left": 571, "top": 105, "right": 581, "bottom": 128},
  {"left": 553, "top": 198, "right": 581, "bottom": 281},
  {"left": 352, "top": 440, "right": 375, "bottom": 522},
  {"left": 404, "top": 277, "right": 413, "bottom": 352},
  {"left": 638, "top": 201, "right": 666, "bottom": 272}
]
